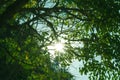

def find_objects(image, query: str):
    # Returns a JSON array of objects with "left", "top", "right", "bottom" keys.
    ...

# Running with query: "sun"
[
  {"left": 47, "top": 40, "right": 65, "bottom": 58},
  {"left": 54, "top": 42, "right": 64, "bottom": 52}
]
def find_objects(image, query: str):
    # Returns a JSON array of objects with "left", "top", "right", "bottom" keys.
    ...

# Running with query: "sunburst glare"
[
  {"left": 54, "top": 42, "right": 64, "bottom": 52},
  {"left": 47, "top": 41, "right": 65, "bottom": 58}
]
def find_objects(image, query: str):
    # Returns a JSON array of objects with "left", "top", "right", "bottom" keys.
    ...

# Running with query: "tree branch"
[
  {"left": 0, "top": 0, "right": 29, "bottom": 27},
  {"left": 22, "top": 7, "right": 88, "bottom": 15},
  {"left": 40, "top": 17, "right": 57, "bottom": 40},
  {"left": 65, "top": 10, "right": 90, "bottom": 21}
]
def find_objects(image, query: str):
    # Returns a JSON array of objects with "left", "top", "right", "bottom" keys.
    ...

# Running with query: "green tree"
[
  {"left": 0, "top": 0, "right": 73, "bottom": 80},
  {"left": 0, "top": 0, "right": 120, "bottom": 80}
]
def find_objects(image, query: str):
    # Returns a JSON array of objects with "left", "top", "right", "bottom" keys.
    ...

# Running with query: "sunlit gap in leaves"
[
  {"left": 70, "top": 41, "right": 84, "bottom": 48},
  {"left": 47, "top": 39, "right": 65, "bottom": 58},
  {"left": 54, "top": 42, "right": 64, "bottom": 52},
  {"left": 47, "top": 38, "right": 84, "bottom": 59}
]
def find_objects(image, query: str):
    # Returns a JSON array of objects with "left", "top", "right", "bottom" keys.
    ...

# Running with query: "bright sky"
[
  {"left": 47, "top": 40, "right": 89, "bottom": 80},
  {"left": 69, "top": 60, "right": 89, "bottom": 80},
  {"left": 47, "top": 40, "right": 103, "bottom": 80}
]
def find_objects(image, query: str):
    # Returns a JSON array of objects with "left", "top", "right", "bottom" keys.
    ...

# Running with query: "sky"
[
  {"left": 39, "top": 1, "right": 90, "bottom": 79},
  {"left": 68, "top": 59, "right": 89, "bottom": 80},
  {"left": 47, "top": 41, "right": 89, "bottom": 80}
]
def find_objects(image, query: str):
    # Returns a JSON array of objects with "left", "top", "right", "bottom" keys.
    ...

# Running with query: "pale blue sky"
[{"left": 68, "top": 59, "right": 89, "bottom": 80}]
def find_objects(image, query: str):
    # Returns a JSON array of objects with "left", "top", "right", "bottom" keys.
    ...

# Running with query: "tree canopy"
[{"left": 0, "top": 0, "right": 120, "bottom": 80}]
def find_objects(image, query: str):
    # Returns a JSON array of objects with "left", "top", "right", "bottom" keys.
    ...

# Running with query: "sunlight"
[
  {"left": 54, "top": 42, "right": 64, "bottom": 52},
  {"left": 47, "top": 42, "right": 65, "bottom": 52},
  {"left": 47, "top": 41, "right": 65, "bottom": 58}
]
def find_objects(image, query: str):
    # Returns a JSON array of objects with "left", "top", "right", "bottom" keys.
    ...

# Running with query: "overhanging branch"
[
  {"left": 40, "top": 17, "right": 57, "bottom": 40},
  {"left": 0, "top": 0, "right": 29, "bottom": 27}
]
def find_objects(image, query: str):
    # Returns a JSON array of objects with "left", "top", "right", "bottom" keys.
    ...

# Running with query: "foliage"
[{"left": 0, "top": 0, "right": 120, "bottom": 80}]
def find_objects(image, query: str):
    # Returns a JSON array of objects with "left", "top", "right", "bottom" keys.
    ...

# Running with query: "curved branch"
[
  {"left": 41, "top": 17, "right": 57, "bottom": 40},
  {"left": 65, "top": 10, "right": 90, "bottom": 21},
  {"left": 0, "top": 0, "right": 29, "bottom": 27}
]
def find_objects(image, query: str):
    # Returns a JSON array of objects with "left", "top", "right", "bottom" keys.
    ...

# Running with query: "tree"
[
  {"left": 0, "top": 0, "right": 73, "bottom": 80},
  {"left": 0, "top": 0, "right": 120, "bottom": 79}
]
